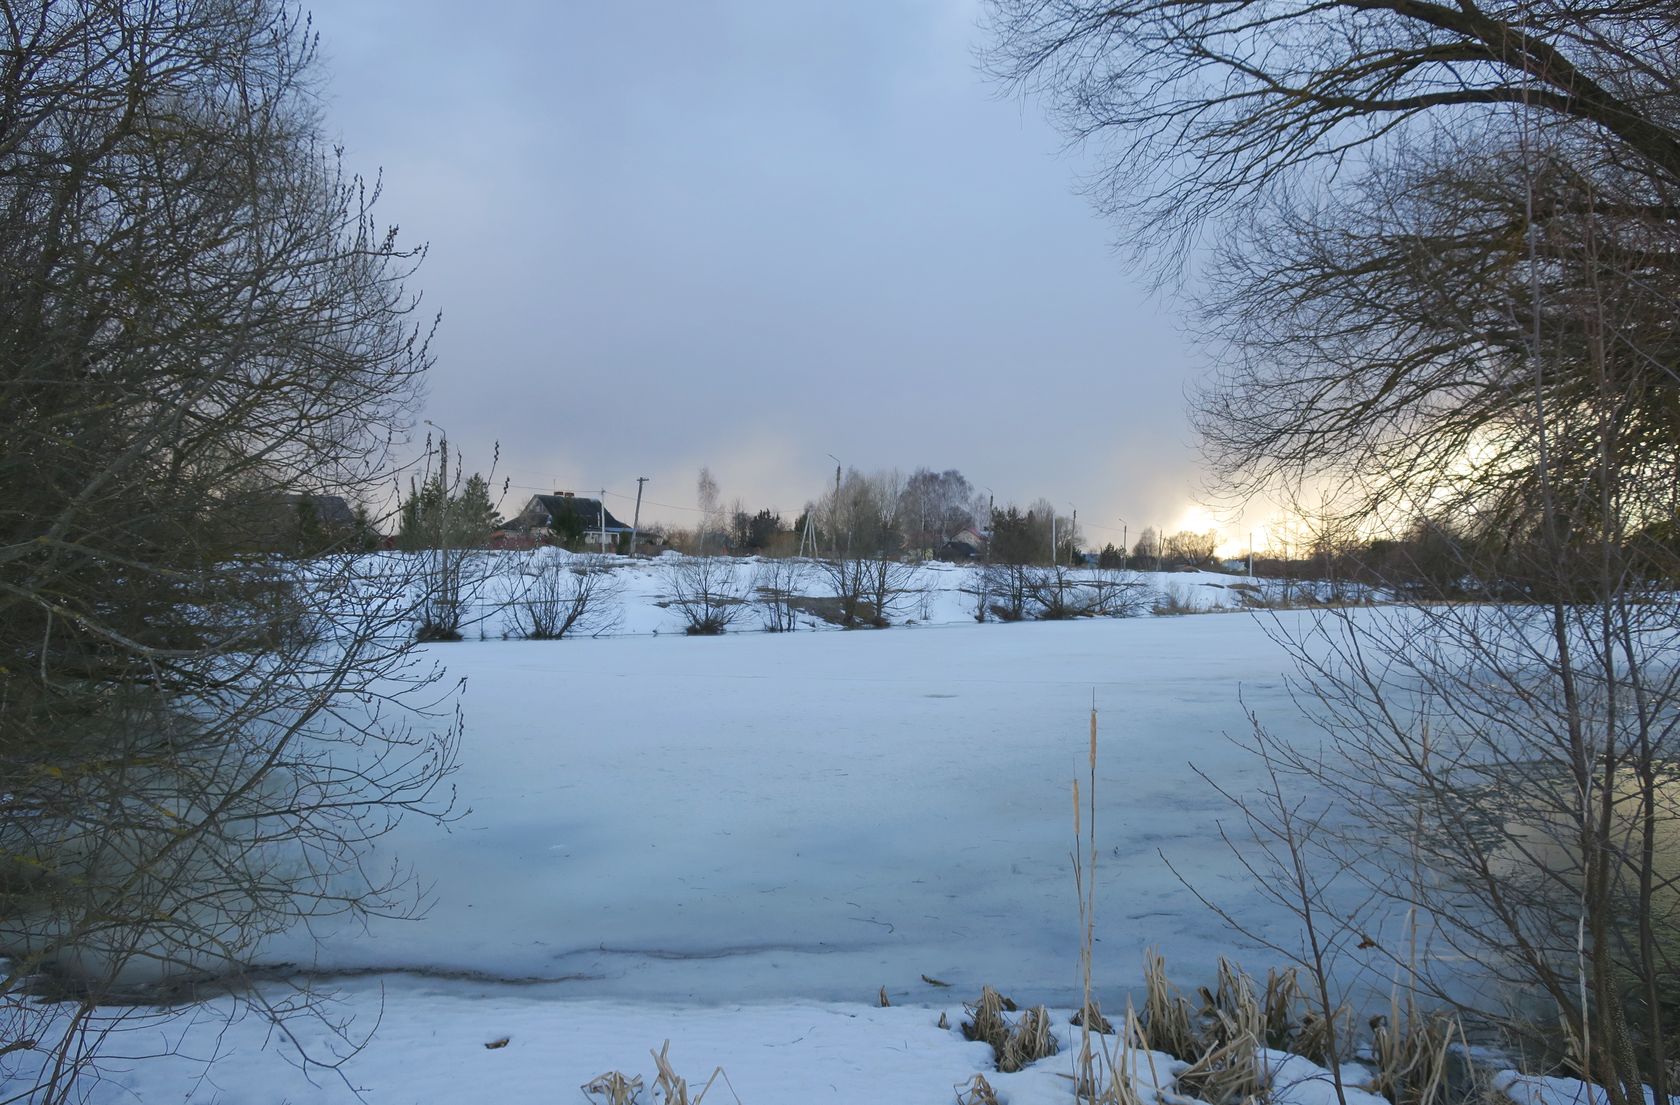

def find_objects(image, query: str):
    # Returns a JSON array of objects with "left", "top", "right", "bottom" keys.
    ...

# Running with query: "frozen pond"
[{"left": 267, "top": 612, "right": 1359, "bottom": 1006}]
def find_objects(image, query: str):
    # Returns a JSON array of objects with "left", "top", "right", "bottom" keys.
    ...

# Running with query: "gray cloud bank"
[{"left": 319, "top": 1, "right": 1216, "bottom": 547}]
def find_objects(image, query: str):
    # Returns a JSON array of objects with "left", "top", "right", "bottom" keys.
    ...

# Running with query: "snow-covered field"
[
  {"left": 267, "top": 614, "right": 1309, "bottom": 1001},
  {"left": 10, "top": 560, "right": 1435, "bottom": 1103},
  {"left": 261, "top": 558, "right": 1351, "bottom": 1005}
]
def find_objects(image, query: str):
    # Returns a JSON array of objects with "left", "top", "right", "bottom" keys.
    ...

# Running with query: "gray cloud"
[{"left": 319, "top": 1, "right": 1221, "bottom": 546}]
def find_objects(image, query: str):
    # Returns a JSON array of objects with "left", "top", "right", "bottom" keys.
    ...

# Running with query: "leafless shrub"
[
  {"left": 991, "top": 2, "right": 1680, "bottom": 1093},
  {"left": 751, "top": 557, "right": 808, "bottom": 632},
  {"left": 960, "top": 564, "right": 993, "bottom": 622},
  {"left": 816, "top": 557, "right": 921, "bottom": 628},
  {"left": 0, "top": 1, "right": 458, "bottom": 1092},
  {"left": 512, "top": 553, "right": 621, "bottom": 640},
  {"left": 1151, "top": 586, "right": 1208, "bottom": 616},
  {"left": 979, "top": 563, "right": 1034, "bottom": 622},
  {"left": 662, "top": 557, "right": 748, "bottom": 635},
  {"left": 1026, "top": 564, "right": 1090, "bottom": 619},
  {"left": 1085, "top": 570, "right": 1150, "bottom": 617},
  {"left": 401, "top": 438, "right": 509, "bottom": 643}
]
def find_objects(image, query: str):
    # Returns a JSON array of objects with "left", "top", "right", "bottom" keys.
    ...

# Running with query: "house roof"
[
  {"left": 278, "top": 493, "right": 356, "bottom": 528},
  {"left": 532, "top": 494, "right": 631, "bottom": 532}
]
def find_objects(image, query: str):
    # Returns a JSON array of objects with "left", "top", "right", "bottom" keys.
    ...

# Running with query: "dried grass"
[
  {"left": 1369, "top": 998, "right": 1463, "bottom": 1105},
  {"left": 955, "top": 1072, "right": 1001, "bottom": 1105},
  {"left": 1175, "top": 1032, "right": 1266, "bottom": 1105},
  {"left": 649, "top": 1040, "right": 740, "bottom": 1105},
  {"left": 961, "top": 986, "right": 1055, "bottom": 1072},
  {"left": 1000, "top": 1005, "right": 1059, "bottom": 1073},
  {"left": 1143, "top": 949, "right": 1199, "bottom": 1061},
  {"left": 1202, "top": 959, "right": 1266, "bottom": 1050},
  {"left": 1072, "top": 1001, "right": 1114, "bottom": 1035},
  {"left": 1152, "top": 588, "right": 1210, "bottom": 616},
  {"left": 962, "top": 986, "right": 1015, "bottom": 1053},
  {"left": 1260, "top": 967, "right": 1303, "bottom": 1051},
  {"left": 582, "top": 1070, "right": 644, "bottom": 1105},
  {"left": 1293, "top": 1008, "right": 1351, "bottom": 1068},
  {"left": 1075, "top": 704, "right": 1104, "bottom": 1100}
]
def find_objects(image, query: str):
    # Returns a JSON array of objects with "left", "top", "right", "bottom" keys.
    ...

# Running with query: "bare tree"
[
  {"left": 1023, "top": 564, "right": 1087, "bottom": 619},
  {"left": 406, "top": 435, "right": 505, "bottom": 642},
  {"left": 0, "top": 1, "right": 455, "bottom": 1094},
  {"left": 814, "top": 555, "right": 921, "bottom": 629},
  {"left": 979, "top": 561, "right": 1036, "bottom": 621},
  {"left": 991, "top": 1, "right": 1680, "bottom": 1098},
  {"left": 662, "top": 556, "right": 747, "bottom": 635},
  {"left": 897, "top": 468, "right": 980, "bottom": 551},
  {"left": 1163, "top": 530, "right": 1218, "bottom": 570},
  {"left": 511, "top": 552, "right": 622, "bottom": 640},
  {"left": 696, "top": 467, "right": 722, "bottom": 555},
  {"left": 825, "top": 468, "right": 904, "bottom": 558},
  {"left": 1131, "top": 527, "right": 1162, "bottom": 571},
  {"left": 1084, "top": 569, "right": 1149, "bottom": 617},
  {"left": 751, "top": 556, "right": 808, "bottom": 632}
]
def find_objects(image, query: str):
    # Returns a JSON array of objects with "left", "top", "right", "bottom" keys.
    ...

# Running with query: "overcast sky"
[{"left": 318, "top": 1, "right": 1240, "bottom": 550}]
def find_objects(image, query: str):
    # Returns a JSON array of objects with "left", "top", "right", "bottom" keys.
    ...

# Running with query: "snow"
[
  {"left": 260, "top": 610, "right": 1336, "bottom": 1006},
  {"left": 1264, "top": 1049, "right": 1391, "bottom": 1105},
  {"left": 431, "top": 550, "right": 1313, "bottom": 639},
  {"left": 4, "top": 976, "right": 1437, "bottom": 1105},
  {"left": 1493, "top": 1071, "right": 1680, "bottom": 1105},
  {"left": 7, "top": 558, "right": 1413, "bottom": 1102}
]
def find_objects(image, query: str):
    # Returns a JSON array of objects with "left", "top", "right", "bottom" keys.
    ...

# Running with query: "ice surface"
[
  {"left": 4, "top": 572, "right": 1473, "bottom": 1102},
  {"left": 262, "top": 605, "right": 1368, "bottom": 1009}
]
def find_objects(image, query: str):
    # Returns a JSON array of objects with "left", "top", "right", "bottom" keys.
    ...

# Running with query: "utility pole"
[
  {"left": 629, "top": 476, "right": 647, "bottom": 557},
  {"left": 1248, "top": 531, "right": 1254, "bottom": 578},
  {"left": 1121, "top": 523, "right": 1127, "bottom": 570},
  {"left": 599, "top": 489, "right": 607, "bottom": 554},
  {"left": 826, "top": 453, "right": 843, "bottom": 557}
]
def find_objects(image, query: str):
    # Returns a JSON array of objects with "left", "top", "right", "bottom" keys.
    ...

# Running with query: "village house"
[{"left": 508, "top": 491, "right": 632, "bottom": 551}]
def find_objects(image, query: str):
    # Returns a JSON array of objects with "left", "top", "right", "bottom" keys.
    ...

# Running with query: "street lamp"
[{"left": 826, "top": 454, "right": 845, "bottom": 554}]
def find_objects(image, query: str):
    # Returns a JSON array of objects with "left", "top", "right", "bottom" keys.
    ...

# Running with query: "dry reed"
[
  {"left": 962, "top": 985, "right": 1056, "bottom": 1072},
  {"left": 581, "top": 1070, "right": 644, "bottom": 1105},
  {"left": 1175, "top": 1033, "right": 1265, "bottom": 1105},
  {"left": 1369, "top": 998, "right": 1463, "bottom": 1105},
  {"left": 1001, "top": 1005, "right": 1059, "bottom": 1073},
  {"left": 1143, "top": 949, "right": 1199, "bottom": 1061},
  {"left": 649, "top": 1040, "right": 739, "bottom": 1105}
]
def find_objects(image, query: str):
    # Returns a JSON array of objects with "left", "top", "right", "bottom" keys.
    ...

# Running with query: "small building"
[
  {"left": 245, "top": 492, "right": 359, "bottom": 553},
  {"left": 935, "top": 539, "right": 980, "bottom": 562},
  {"left": 279, "top": 493, "right": 356, "bottom": 530},
  {"left": 510, "top": 491, "right": 632, "bottom": 551}
]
